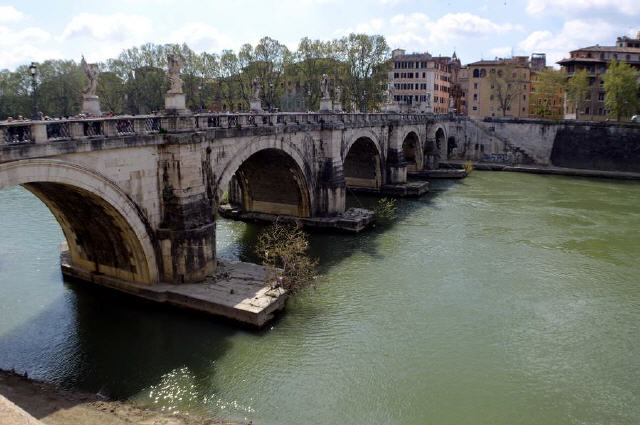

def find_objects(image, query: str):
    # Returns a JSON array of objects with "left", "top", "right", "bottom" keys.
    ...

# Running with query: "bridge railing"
[{"left": 0, "top": 112, "right": 433, "bottom": 146}]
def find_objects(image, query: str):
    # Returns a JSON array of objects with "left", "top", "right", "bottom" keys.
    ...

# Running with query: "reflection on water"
[{"left": 1, "top": 173, "right": 640, "bottom": 425}]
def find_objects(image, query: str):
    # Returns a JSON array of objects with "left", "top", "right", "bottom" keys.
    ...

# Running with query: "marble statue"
[
  {"left": 167, "top": 53, "right": 184, "bottom": 94},
  {"left": 321, "top": 74, "right": 330, "bottom": 99},
  {"left": 81, "top": 56, "right": 99, "bottom": 97}
]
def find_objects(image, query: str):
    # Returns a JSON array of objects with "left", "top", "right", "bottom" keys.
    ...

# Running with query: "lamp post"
[
  {"left": 29, "top": 62, "right": 38, "bottom": 120},
  {"left": 361, "top": 90, "right": 368, "bottom": 113}
]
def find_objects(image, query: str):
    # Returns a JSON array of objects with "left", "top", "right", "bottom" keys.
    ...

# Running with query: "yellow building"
[{"left": 465, "top": 56, "right": 532, "bottom": 118}]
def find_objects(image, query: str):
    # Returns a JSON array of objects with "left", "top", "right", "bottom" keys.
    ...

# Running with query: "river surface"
[{"left": 0, "top": 172, "right": 639, "bottom": 425}]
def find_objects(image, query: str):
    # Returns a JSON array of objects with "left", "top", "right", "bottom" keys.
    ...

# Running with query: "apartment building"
[
  {"left": 557, "top": 32, "right": 640, "bottom": 120},
  {"left": 465, "top": 56, "right": 532, "bottom": 118},
  {"left": 389, "top": 49, "right": 458, "bottom": 114}
]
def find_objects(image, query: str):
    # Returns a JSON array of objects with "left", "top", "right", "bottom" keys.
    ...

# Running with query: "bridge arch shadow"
[
  {"left": 216, "top": 141, "right": 315, "bottom": 218},
  {"left": 0, "top": 159, "right": 159, "bottom": 285},
  {"left": 402, "top": 131, "right": 422, "bottom": 172},
  {"left": 343, "top": 136, "right": 383, "bottom": 190}
]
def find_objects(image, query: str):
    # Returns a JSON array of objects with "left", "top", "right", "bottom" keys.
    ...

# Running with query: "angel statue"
[
  {"left": 334, "top": 86, "right": 342, "bottom": 101},
  {"left": 167, "top": 53, "right": 184, "bottom": 94},
  {"left": 320, "top": 74, "right": 330, "bottom": 99},
  {"left": 80, "top": 55, "right": 99, "bottom": 97},
  {"left": 251, "top": 77, "right": 261, "bottom": 100}
]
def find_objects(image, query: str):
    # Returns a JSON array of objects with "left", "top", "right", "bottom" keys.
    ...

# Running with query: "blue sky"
[{"left": 0, "top": 0, "right": 638, "bottom": 70}]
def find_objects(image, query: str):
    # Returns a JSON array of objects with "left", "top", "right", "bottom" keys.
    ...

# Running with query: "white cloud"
[
  {"left": 352, "top": 12, "right": 521, "bottom": 51},
  {"left": 489, "top": 46, "right": 512, "bottom": 58},
  {"left": 0, "top": 25, "right": 61, "bottom": 69},
  {"left": 428, "top": 13, "right": 522, "bottom": 43},
  {"left": 61, "top": 13, "right": 152, "bottom": 42},
  {"left": 336, "top": 18, "right": 385, "bottom": 35},
  {"left": 0, "top": 6, "right": 24, "bottom": 23},
  {"left": 526, "top": 0, "right": 639, "bottom": 16},
  {"left": 165, "top": 22, "right": 236, "bottom": 52},
  {"left": 518, "top": 19, "right": 619, "bottom": 65}
]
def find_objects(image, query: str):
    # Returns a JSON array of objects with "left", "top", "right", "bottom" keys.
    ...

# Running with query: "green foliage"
[
  {"left": 531, "top": 68, "right": 566, "bottom": 119},
  {"left": 567, "top": 69, "right": 590, "bottom": 120},
  {"left": 463, "top": 160, "right": 474, "bottom": 174},
  {"left": 374, "top": 197, "right": 398, "bottom": 225},
  {"left": 0, "top": 33, "right": 391, "bottom": 119},
  {"left": 603, "top": 59, "right": 640, "bottom": 122},
  {"left": 255, "top": 222, "right": 318, "bottom": 295}
]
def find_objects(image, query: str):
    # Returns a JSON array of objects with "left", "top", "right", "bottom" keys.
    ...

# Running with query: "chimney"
[{"left": 637, "top": 30, "right": 640, "bottom": 40}]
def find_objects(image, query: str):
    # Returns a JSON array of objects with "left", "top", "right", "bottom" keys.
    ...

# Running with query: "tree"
[
  {"left": 489, "top": 63, "right": 526, "bottom": 117},
  {"left": 603, "top": 59, "right": 640, "bottom": 122},
  {"left": 566, "top": 69, "right": 590, "bottom": 120},
  {"left": 97, "top": 71, "right": 126, "bottom": 115},
  {"left": 255, "top": 222, "right": 317, "bottom": 295},
  {"left": 333, "top": 34, "right": 390, "bottom": 112},
  {"left": 531, "top": 68, "right": 566, "bottom": 119}
]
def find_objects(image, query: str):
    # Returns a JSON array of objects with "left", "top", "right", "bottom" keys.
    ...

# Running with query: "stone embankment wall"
[{"left": 448, "top": 117, "right": 640, "bottom": 172}]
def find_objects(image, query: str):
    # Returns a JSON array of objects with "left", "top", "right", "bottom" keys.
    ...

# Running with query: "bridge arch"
[
  {"left": 402, "top": 131, "right": 423, "bottom": 171},
  {"left": 0, "top": 159, "right": 159, "bottom": 284},
  {"left": 343, "top": 134, "right": 383, "bottom": 189},
  {"left": 216, "top": 139, "right": 314, "bottom": 217}
]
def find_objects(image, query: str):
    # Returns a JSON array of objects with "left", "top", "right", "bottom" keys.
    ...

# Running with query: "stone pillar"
[
  {"left": 250, "top": 98, "right": 263, "bottom": 113},
  {"left": 386, "top": 125, "right": 407, "bottom": 184},
  {"left": 319, "top": 97, "right": 333, "bottom": 113},
  {"left": 386, "top": 148, "right": 407, "bottom": 184},
  {"left": 318, "top": 128, "right": 346, "bottom": 215},
  {"left": 82, "top": 95, "right": 101, "bottom": 116},
  {"left": 165, "top": 93, "right": 187, "bottom": 113},
  {"left": 156, "top": 142, "right": 216, "bottom": 283}
]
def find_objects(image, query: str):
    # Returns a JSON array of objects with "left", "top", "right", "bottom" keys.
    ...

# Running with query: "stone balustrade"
[{"left": 0, "top": 112, "right": 433, "bottom": 146}]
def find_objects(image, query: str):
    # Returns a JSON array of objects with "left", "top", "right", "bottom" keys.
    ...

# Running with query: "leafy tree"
[
  {"left": 0, "top": 34, "right": 392, "bottom": 118},
  {"left": 333, "top": 34, "right": 390, "bottom": 112},
  {"left": 531, "top": 68, "right": 566, "bottom": 119},
  {"left": 488, "top": 63, "right": 526, "bottom": 117},
  {"left": 255, "top": 222, "right": 317, "bottom": 295},
  {"left": 97, "top": 71, "right": 126, "bottom": 115},
  {"left": 603, "top": 59, "right": 640, "bottom": 122},
  {"left": 566, "top": 69, "right": 590, "bottom": 120}
]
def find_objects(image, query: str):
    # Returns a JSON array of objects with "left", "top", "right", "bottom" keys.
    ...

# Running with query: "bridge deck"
[{"left": 61, "top": 253, "right": 286, "bottom": 327}]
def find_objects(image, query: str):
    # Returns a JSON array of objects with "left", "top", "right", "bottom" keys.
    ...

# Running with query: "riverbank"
[
  {"left": 441, "top": 160, "right": 640, "bottom": 180},
  {"left": 0, "top": 370, "right": 242, "bottom": 425}
]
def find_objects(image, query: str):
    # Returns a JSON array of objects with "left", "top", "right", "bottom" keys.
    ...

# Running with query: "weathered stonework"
[{"left": 0, "top": 112, "right": 434, "bottom": 290}]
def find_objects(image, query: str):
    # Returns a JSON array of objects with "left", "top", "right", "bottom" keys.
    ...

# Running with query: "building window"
[
  {"left": 473, "top": 94, "right": 478, "bottom": 101},
  {"left": 473, "top": 69, "right": 480, "bottom": 78},
  {"left": 474, "top": 83, "right": 478, "bottom": 89},
  {"left": 480, "top": 69, "right": 487, "bottom": 78},
  {"left": 473, "top": 106, "right": 478, "bottom": 111}
]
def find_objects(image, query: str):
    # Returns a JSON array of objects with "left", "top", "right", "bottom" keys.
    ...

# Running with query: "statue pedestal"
[
  {"left": 333, "top": 102, "right": 343, "bottom": 113},
  {"left": 165, "top": 93, "right": 187, "bottom": 113},
  {"left": 82, "top": 95, "right": 101, "bottom": 116},
  {"left": 250, "top": 99, "right": 263, "bottom": 113},
  {"left": 383, "top": 102, "right": 400, "bottom": 113},
  {"left": 319, "top": 98, "right": 333, "bottom": 112}
]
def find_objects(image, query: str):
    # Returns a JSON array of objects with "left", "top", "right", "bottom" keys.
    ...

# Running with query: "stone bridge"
[{"left": 0, "top": 111, "right": 451, "bottom": 290}]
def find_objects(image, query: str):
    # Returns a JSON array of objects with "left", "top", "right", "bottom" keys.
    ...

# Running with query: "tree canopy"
[
  {"left": 603, "top": 59, "right": 640, "bottom": 121},
  {"left": 0, "top": 33, "right": 391, "bottom": 119}
]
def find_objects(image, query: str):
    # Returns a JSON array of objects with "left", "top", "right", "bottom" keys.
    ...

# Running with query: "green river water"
[{"left": 0, "top": 172, "right": 639, "bottom": 425}]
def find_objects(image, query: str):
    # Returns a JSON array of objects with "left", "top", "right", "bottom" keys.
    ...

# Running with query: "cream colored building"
[{"left": 465, "top": 56, "right": 532, "bottom": 118}]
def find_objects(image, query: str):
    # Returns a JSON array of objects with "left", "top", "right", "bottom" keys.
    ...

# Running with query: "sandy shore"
[{"left": 0, "top": 369, "right": 243, "bottom": 425}]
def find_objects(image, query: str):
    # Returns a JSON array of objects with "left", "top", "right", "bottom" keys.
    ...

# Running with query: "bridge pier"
[{"left": 157, "top": 142, "right": 216, "bottom": 283}]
